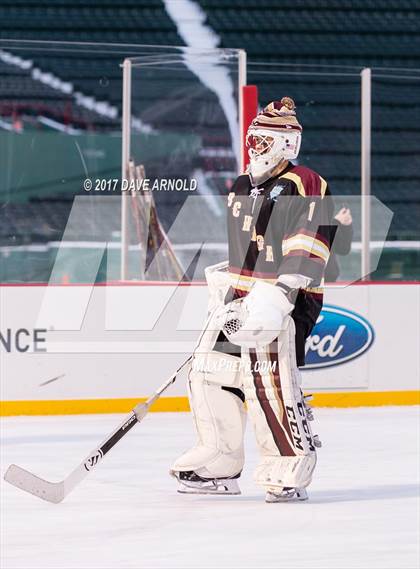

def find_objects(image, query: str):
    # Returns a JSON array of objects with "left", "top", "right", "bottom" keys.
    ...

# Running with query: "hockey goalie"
[{"left": 170, "top": 97, "right": 334, "bottom": 502}]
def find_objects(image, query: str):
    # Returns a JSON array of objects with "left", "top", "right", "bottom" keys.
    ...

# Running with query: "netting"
[
  {"left": 0, "top": 42, "right": 242, "bottom": 284},
  {"left": 0, "top": 41, "right": 418, "bottom": 283}
]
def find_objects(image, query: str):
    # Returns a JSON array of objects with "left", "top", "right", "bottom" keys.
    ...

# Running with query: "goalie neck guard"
[{"left": 246, "top": 97, "right": 302, "bottom": 186}]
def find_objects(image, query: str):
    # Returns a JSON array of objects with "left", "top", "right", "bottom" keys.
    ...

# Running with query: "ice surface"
[{"left": 1, "top": 407, "right": 419, "bottom": 569}]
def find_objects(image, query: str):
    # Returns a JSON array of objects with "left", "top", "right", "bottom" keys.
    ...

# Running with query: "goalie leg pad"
[
  {"left": 171, "top": 309, "right": 246, "bottom": 480},
  {"left": 242, "top": 316, "right": 317, "bottom": 490}
]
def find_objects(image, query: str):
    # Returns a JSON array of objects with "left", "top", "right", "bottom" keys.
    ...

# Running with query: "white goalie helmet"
[{"left": 246, "top": 97, "right": 302, "bottom": 186}]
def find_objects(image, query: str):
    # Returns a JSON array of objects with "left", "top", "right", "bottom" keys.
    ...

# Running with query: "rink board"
[{"left": 0, "top": 282, "right": 419, "bottom": 414}]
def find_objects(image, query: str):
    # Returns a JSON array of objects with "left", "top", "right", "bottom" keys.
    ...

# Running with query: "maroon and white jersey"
[{"left": 225, "top": 162, "right": 335, "bottom": 365}]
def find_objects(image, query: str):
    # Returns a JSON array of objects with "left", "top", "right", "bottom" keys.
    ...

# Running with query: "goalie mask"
[{"left": 246, "top": 97, "right": 302, "bottom": 186}]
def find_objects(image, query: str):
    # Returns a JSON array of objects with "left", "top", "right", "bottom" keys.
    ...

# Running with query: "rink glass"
[{"left": 0, "top": 41, "right": 418, "bottom": 283}]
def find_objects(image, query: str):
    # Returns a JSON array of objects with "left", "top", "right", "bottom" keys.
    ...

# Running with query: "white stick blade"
[{"left": 4, "top": 464, "right": 64, "bottom": 504}]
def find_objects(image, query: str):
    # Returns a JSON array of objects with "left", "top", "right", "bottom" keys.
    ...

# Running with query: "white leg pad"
[
  {"left": 242, "top": 316, "right": 318, "bottom": 491},
  {"left": 171, "top": 309, "right": 246, "bottom": 479},
  {"left": 255, "top": 454, "right": 317, "bottom": 490}
]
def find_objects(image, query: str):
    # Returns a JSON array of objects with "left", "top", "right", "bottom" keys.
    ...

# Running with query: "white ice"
[{"left": 1, "top": 407, "right": 419, "bottom": 569}]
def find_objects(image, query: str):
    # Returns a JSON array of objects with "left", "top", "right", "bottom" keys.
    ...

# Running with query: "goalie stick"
[{"left": 4, "top": 356, "right": 191, "bottom": 504}]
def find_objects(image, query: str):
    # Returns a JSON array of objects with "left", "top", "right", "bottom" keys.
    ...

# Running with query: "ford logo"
[{"left": 304, "top": 305, "right": 374, "bottom": 369}]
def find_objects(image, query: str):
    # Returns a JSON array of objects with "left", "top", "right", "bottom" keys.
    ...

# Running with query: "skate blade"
[
  {"left": 177, "top": 480, "right": 241, "bottom": 495},
  {"left": 265, "top": 488, "right": 308, "bottom": 503}
]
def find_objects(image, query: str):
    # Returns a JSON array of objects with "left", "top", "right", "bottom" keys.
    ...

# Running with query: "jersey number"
[{"left": 307, "top": 201, "right": 316, "bottom": 222}]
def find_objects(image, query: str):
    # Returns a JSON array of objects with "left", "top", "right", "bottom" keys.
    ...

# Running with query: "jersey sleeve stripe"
[
  {"left": 282, "top": 250, "right": 326, "bottom": 265},
  {"left": 282, "top": 234, "right": 330, "bottom": 262},
  {"left": 228, "top": 266, "right": 277, "bottom": 279},
  {"left": 284, "top": 228, "right": 330, "bottom": 249}
]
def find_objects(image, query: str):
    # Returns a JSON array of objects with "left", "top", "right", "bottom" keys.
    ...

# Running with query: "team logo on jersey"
[
  {"left": 249, "top": 187, "right": 262, "bottom": 200},
  {"left": 304, "top": 305, "right": 374, "bottom": 369},
  {"left": 269, "top": 184, "right": 285, "bottom": 201}
]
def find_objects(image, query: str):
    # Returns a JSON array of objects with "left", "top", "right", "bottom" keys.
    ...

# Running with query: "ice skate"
[
  {"left": 265, "top": 487, "right": 308, "bottom": 503},
  {"left": 171, "top": 470, "right": 241, "bottom": 495}
]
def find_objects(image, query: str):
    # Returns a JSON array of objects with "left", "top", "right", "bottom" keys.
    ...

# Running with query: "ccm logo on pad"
[{"left": 304, "top": 305, "right": 375, "bottom": 369}]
